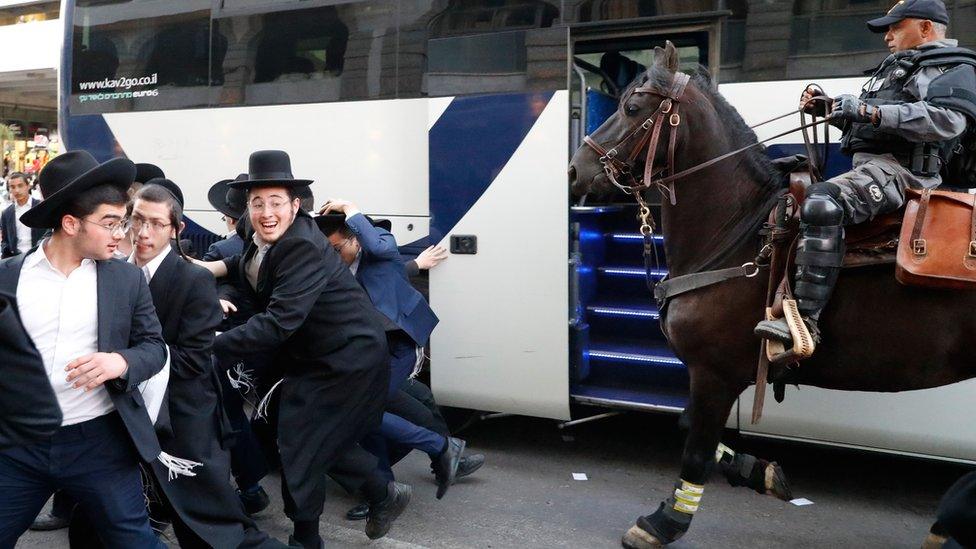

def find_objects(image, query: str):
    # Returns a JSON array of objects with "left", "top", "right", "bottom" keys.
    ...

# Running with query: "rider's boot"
[{"left": 755, "top": 182, "right": 846, "bottom": 349}]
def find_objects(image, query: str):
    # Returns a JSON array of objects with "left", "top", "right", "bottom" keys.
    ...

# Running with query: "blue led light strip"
[
  {"left": 598, "top": 267, "right": 668, "bottom": 278},
  {"left": 587, "top": 306, "right": 660, "bottom": 319},
  {"left": 587, "top": 350, "right": 684, "bottom": 366},
  {"left": 609, "top": 233, "right": 665, "bottom": 242}
]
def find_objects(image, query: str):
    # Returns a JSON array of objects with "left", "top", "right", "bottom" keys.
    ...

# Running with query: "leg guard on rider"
[{"left": 755, "top": 182, "right": 847, "bottom": 351}]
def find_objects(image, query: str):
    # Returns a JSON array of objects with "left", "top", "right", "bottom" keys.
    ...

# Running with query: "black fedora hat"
[
  {"left": 134, "top": 163, "right": 165, "bottom": 184},
  {"left": 143, "top": 177, "right": 184, "bottom": 208},
  {"left": 228, "top": 150, "right": 312, "bottom": 189},
  {"left": 207, "top": 174, "right": 247, "bottom": 219},
  {"left": 313, "top": 213, "right": 391, "bottom": 236},
  {"left": 21, "top": 151, "right": 135, "bottom": 229}
]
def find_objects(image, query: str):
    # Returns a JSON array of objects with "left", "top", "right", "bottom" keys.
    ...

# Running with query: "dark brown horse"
[{"left": 569, "top": 42, "right": 976, "bottom": 548}]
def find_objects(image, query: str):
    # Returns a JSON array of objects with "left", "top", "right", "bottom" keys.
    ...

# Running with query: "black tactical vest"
[
  {"left": 842, "top": 50, "right": 924, "bottom": 159},
  {"left": 841, "top": 46, "right": 976, "bottom": 178}
]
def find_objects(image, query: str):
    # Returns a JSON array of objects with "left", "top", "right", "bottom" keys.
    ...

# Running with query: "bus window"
[
  {"left": 398, "top": 0, "right": 566, "bottom": 98},
  {"left": 70, "top": 0, "right": 212, "bottom": 115},
  {"left": 211, "top": 1, "right": 396, "bottom": 107}
]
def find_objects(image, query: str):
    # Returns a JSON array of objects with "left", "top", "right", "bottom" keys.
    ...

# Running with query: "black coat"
[
  {"left": 0, "top": 199, "right": 45, "bottom": 258},
  {"left": 215, "top": 210, "right": 389, "bottom": 519},
  {"left": 144, "top": 250, "right": 266, "bottom": 549},
  {"left": 0, "top": 291, "right": 60, "bottom": 449},
  {"left": 0, "top": 254, "right": 167, "bottom": 463}
]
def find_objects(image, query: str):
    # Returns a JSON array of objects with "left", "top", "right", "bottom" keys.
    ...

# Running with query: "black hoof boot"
[
  {"left": 720, "top": 452, "right": 793, "bottom": 501},
  {"left": 622, "top": 502, "right": 692, "bottom": 548}
]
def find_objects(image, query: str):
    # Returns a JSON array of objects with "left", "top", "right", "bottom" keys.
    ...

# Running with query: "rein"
[{"left": 580, "top": 71, "right": 833, "bottom": 307}]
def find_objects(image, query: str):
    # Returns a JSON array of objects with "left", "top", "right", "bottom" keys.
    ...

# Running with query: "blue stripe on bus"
[
  {"left": 428, "top": 91, "right": 554, "bottom": 241},
  {"left": 65, "top": 115, "right": 121, "bottom": 162}
]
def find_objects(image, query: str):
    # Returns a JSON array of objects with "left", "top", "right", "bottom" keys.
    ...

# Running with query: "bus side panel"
[
  {"left": 429, "top": 90, "right": 570, "bottom": 420},
  {"left": 101, "top": 99, "right": 432, "bottom": 232},
  {"left": 738, "top": 381, "right": 976, "bottom": 461}
]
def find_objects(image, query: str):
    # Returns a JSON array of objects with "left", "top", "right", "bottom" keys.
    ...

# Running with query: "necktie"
[{"left": 143, "top": 265, "right": 151, "bottom": 284}]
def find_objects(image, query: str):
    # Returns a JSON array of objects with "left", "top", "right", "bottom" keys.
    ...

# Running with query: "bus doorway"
[{"left": 568, "top": 18, "right": 722, "bottom": 414}]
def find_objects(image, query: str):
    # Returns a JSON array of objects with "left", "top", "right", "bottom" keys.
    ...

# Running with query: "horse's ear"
[{"left": 654, "top": 40, "right": 679, "bottom": 73}]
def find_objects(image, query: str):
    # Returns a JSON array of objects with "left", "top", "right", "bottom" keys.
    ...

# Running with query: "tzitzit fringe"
[
  {"left": 673, "top": 480, "right": 704, "bottom": 515},
  {"left": 409, "top": 345, "right": 426, "bottom": 379},
  {"left": 226, "top": 363, "right": 255, "bottom": 395},
  {"left": 255, "top": 378, "right": 284, "bottom": 421},
  {"left": 158, "top": 452, "right": 203, "bottom": 481}
]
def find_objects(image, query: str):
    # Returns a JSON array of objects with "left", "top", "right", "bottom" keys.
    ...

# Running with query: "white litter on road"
[
  {"left": 790, "top": 498, "right": 815, "bottom": 506},
  {"left": 572, "top": 473, "right": 588, "bottom": 481}
]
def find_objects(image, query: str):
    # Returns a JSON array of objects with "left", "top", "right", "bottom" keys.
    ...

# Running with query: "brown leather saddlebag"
[{"left": 896, "top": 188, "right": 976, "bottom": 290}]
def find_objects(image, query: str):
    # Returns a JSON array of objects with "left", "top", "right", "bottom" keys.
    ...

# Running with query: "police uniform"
[{"left": 756, "top": 0, "right": 976, "bottom": 348}]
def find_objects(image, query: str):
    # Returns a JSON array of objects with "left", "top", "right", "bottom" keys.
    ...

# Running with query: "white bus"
[{"left": 61, "top": 0, "right": 976, "bottom": 463}]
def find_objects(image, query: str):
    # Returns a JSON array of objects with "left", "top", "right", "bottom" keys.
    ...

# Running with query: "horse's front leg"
[{"left": 622, "top": 365, "right": 747, "bottom": 548}]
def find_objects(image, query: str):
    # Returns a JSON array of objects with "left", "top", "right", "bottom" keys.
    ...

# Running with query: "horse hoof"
[
  {"left": 622, "top": 525, "right": 665, "bottom": 548},
  {"left": 764, "top": 461, "right": 793, "bottom": 501},
  {"left": 921, "top": 532, "right": 948, "bottom": 549}
]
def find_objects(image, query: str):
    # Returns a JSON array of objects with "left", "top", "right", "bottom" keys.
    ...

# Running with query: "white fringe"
[
  {"left": 254, "top": 378, "right": 284, "bottom": 422},
  {"left": 409, "top": 345, "right": 427, "bottom": 379},
  {"left": 158, "top": 452, "right": 203, "bottom": 481},
  {"left": 226, "top": 362, "right": 255, "bottom": 394}
]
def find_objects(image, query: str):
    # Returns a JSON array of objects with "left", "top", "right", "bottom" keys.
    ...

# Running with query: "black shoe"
[
  {"left": 754, "top": 317, "right": 794, "bottom": 346},
  {"left": 238, "top": 485, "right": 271, "bottom": 516},
  {"left": 345, "top": 502, "right": 370, "bottom": 521},
  {"left": 432, "top": 437, "right": 465, "bottom": 499},
  {"left": 365, "top": 482, "right": 411, "bottom": 540},
  {"left": 456, "top": 453, "right": 485, "bottom": 479},
  {"left": 29, "top": 512, "right": 70, "bottom": 531}
]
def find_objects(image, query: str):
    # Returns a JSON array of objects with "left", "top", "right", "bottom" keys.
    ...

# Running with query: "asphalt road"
[{"left": 17, "top": 411, "right": 972, "bottom": 548}]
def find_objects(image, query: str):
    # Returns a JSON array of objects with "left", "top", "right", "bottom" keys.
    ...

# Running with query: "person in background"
[{"left": 1, "top": 173, "right": 45, "bottom": 258}]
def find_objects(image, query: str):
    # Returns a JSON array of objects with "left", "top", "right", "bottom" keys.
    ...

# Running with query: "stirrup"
[{"left": 764, "top": 300, "right": 816, "bottom": 363}]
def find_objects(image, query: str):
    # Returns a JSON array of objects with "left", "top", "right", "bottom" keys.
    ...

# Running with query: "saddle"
[{"left": 751, "top": 173, "right": 976, "bottom": 423}]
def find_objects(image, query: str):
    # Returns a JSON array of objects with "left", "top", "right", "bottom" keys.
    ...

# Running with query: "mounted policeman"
[{"left": 755, "top": 0, "right": 976, "bottom": 352}]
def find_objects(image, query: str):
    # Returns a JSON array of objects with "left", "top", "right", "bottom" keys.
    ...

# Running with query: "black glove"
[{"left": 830, "top": 94, "right": 878, "bottom": 125}]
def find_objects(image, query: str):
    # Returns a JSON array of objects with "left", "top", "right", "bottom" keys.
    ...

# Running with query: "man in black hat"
[
  {"left": 756, "top": 0, "right": 976, "bottom": 356},
  {"left": 205, "top": 175, "right": 248, "bottom": 262},
  {"left": 0, "top": 150, "right": 168, "bottom": 548},
  {"left": 197, "top": 150, "right": 410, "bottom": 548}
]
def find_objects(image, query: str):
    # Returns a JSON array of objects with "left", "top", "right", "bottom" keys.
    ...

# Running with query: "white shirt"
[
  {"left": 14, "top": 199, "right": 32, "bottom": 254},
  {"left": 129, "top": 245, "right": 171, "bottom": 283},
  {"left": 17, "top": 241, "right": 115, "bottom": 426}
]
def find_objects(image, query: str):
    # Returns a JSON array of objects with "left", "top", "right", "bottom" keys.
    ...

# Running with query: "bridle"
[
  {"left": 579, "top": 70, "right": 833, "bottom": 306},
  {"left": 583, "top": 72, "right": 690, "bottom": 211}
]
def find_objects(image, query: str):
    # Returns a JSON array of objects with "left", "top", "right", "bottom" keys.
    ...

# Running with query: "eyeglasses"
[
  {"left": 129, "top": 217, "right": 172, "bottom": 234},
  {"left": 249, "top": 200, "right": 291, "bottom": 213},
  {"left": 80, "top": 217, "right": 130, "bottom": 236}
]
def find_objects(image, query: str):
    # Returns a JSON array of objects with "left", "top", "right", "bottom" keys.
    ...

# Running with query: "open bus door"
[{"left": 568, "top": 16, "right": 725, "bottom": 415}]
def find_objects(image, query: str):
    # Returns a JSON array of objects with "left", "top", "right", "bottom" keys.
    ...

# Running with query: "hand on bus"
[
  {"left": 318, "top": 198, "right": 358, "bottom": 216},
  {"left": 415, "top": 245, "right": 449, "bottom": 270},
  {"left": 800, "top": 86, "right": 830, "bottom": 116}
]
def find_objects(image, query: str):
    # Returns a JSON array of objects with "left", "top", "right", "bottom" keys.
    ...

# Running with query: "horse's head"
[{"left": 569, "top": 41, "right": 690, "bottom": 197}]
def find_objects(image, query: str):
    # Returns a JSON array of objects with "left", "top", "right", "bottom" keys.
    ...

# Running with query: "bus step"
[
  {"left": 586, "top": 344, "right": 683, "bottom": 369},
  {"left": 586, "top": 304, "right": 660, "bottom": 320},
  {"left": 571, "top": 383, "right": 688, "bottom": 412},
  {"left": 597, "top": 266, "right": 668, "bottom": 279},
  {"left": 606, "top": 232, "right": 665, "bottom": 243}
]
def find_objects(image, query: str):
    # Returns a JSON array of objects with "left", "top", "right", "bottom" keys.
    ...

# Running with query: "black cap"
[
  {"left": 867, "top": 0, "right": 949, "bottom": 33},
  {"left": 144, "top": 177, "right": 184, "bottom": 208}
]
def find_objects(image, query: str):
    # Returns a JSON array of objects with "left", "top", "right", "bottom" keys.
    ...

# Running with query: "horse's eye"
[{"left": 624, "top": 103, "right": 640, "bottom": 115}]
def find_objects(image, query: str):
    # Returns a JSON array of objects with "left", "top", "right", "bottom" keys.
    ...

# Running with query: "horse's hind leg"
[
  {"left": 714, "top": 443, "right": 793, "bottom": 501},
  {"left": 678, "top": 410, "right": 792, "bottom": 501},
  {"left": 622, "top": 367, "right": 746, "bottom": 548}
]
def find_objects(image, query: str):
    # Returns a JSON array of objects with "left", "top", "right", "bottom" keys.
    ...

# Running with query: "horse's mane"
[
  {"left": 641, "top": 64, "right": 778, "bottom": 190},
  {"left": 640, "top": 64, "right": 783, "bottom": 271}
]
